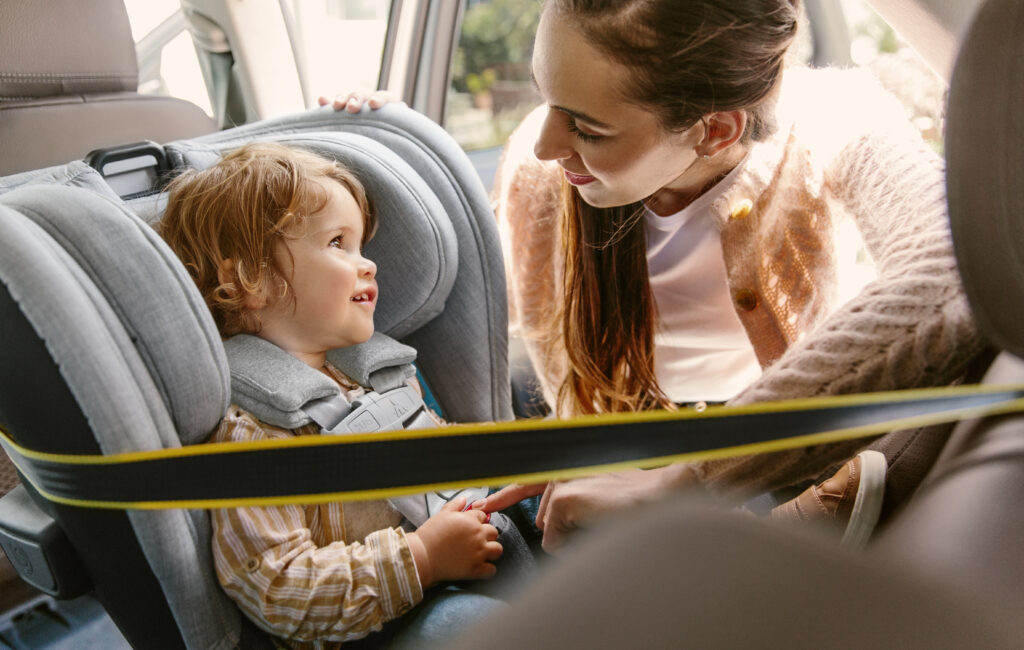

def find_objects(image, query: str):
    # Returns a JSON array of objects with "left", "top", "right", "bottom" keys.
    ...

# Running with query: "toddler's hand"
[{"left": 408, "top": 497, "right": 502, "bottom": 587}]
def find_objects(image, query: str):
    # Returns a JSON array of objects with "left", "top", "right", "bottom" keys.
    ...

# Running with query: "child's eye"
[
  {"left": 329, "top": 235, "right": 344, "bottom": 248},
  {"left": 566, "top": 116, "right": 603, "bottom": 144}
]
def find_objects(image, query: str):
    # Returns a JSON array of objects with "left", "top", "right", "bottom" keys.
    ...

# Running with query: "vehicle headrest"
[
  {"left": 162, "top": 127, "right": 460, "bottom": 340},
  {"left": 0, "top": 0, "right": 138, "bottom": 99},
  {"left": 946, "top": 0, "right": 1024, "bottom": 359}
]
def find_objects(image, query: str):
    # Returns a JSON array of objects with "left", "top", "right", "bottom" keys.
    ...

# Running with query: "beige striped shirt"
[{"left": 209, "top": 387, "right": 423, "bottom": 648}]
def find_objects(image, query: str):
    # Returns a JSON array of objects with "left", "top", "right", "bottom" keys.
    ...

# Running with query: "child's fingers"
[
  {"left": 485, "top": 540, "right": 503, "bottom": 562},
  {"left": 483, "top": 523, "right": 499, "bottom": 541},
  {"left": 442, "top": 495, "right": 468, "bottom": 512},
  {"left": 468, "top": 508, "right": 492, "bottom": 524}
]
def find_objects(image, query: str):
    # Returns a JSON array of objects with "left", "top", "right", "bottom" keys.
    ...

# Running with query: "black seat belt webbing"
[{"left": 2, "top": 383, "right": 1023, "bottom": 510}]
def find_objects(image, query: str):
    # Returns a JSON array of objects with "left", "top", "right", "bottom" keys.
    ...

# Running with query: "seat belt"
[{"left": 3, "top": 382, "right": 1023, "bottom": 511}]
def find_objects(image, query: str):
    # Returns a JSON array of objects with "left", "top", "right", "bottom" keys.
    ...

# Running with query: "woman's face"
[{"left": 531, "top": 9, "right": 704, "bottom": 209}]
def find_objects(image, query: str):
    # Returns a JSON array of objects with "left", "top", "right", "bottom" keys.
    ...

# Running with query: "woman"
[{"left": 481, "top": 0, "right": 984, "bottom": 549}]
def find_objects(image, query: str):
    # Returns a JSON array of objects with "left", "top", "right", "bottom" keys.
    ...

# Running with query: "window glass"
[
  {"left": 445, "top": 0, "right": 543, "bottom": 151},
  {"left": 445, "top": 0, "right": 943, "bottom": 155},
  {"left": 281, "top": 0, "right": 391, "bottom": 108},
  {"left": 841, "top": 0, "right": 946, "bottom": 151},
  {"left": 124, "top": 0, "right": 214, "bottom": 117}
]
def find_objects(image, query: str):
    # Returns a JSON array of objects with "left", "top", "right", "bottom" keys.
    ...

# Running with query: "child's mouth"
[{"left": 352, "top": 289, "right": 376, "bottom": 304}]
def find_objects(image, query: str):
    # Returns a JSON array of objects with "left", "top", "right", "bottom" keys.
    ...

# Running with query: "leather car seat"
[{"left": 0, "top": 0, "right": 216, "bottom": 176}]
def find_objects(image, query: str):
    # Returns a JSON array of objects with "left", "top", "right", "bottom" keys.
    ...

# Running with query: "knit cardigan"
[{"left": 493, "top": 66, "right": 986, "bottom": 497}]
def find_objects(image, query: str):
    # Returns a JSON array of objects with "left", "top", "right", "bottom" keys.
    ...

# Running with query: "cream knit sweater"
[{"left": 494, "top": 66, "right": 986, "bottom": 497}]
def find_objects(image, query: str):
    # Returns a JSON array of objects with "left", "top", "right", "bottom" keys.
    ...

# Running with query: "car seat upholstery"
[
  {"left": 0, "top": 0, "right": 216, "bottom": 176},
  {"left": 451, "top": 0, "right": 1024, "bottom": 646},
  {"left": 0, "top": 103, "right": 510, "bottom": 648}
]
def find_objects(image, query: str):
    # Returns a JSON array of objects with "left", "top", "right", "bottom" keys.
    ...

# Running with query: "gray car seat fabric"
[
  {"left": 0, "top": 103, "right": 510, "bottom": 647},
  {"left": 0, "top": 186, "right": 239, "bottom": 649},
  {"left": 3, "top": 186, "right": 230, "bottom": 444},
  {"left": 0, "top": 0, "right": 216, "bottom": 176},
  {"left": 0, "top": 161, "right": 121, "bottom": 201}
]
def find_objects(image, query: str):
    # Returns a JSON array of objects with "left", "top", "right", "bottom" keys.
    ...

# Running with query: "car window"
[
  {"left": 444, "top": 0, "right": 542, "bottom": 152},
  {"left": 280, "top": 0, "right": 392, "bottom": 108},
  {"left": 842, "top": 0, "right": 946, "bottom": 151},
  {"left": 124, "top": 0, "right": 214, "bottom": 118},
  {"left": 445, "top": 0, "right": 943, "bottom": 155}
]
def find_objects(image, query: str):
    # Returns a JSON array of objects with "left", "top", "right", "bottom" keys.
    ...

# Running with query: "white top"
[{"left": 644, "top": 160, "right": 763, "bottom": 402}]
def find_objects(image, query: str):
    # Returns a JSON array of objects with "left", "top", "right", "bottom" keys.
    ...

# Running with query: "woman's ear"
[
  {"left": 699, "top": 111, "right": 747, "bottom": 158},
  {"left": 218, "top": 258, "right": 266, "bottom": 310}
]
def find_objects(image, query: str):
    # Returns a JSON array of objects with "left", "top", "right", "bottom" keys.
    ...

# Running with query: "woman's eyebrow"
[
  {"left": 531, "top": 71, "right": 613, "bottom": 130},
  {"left": 552, "top": 105, "right": 613, "bottom": 130}
]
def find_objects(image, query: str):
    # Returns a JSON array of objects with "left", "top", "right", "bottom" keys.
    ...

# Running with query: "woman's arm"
[{"left": 690, "top": 76, "right": 986, "bottom": 497}]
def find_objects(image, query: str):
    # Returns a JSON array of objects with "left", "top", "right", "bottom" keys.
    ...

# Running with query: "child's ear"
[{"left": 218, "top": 259, "right": 266, "bottom": 310}]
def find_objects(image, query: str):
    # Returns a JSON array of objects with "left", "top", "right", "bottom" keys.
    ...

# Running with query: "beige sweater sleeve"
[{"left": 691, "top": 123, "right": 985, "bottom": 497}]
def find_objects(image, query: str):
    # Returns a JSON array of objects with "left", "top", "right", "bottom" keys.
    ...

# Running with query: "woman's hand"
[
  {"left": 484, "top": 465, "right": 700, "bottom": 553},
  {"left": 480, "top": 482, "right": 547, "bottom": 512},
  {"left": 317, "top": 90, "right": 402, "bottom": 113},
  {"left": 407, "top": 497, "right": 502, "bottom": 588}
]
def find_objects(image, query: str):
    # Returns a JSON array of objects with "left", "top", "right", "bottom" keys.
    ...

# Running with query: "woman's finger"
[
  {"left": 482, "top": 482, "right": 546, "bottom": 512},
  {"left": 535, "top": 481, "right": 558, "bottom": 530}
]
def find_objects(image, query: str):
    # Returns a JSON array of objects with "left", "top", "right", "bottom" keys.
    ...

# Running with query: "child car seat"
[{"left": 0, "top": 103, "right": 511, "bottom": 648}]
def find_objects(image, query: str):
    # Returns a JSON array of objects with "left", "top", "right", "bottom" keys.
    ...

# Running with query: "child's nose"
[{"left": 359, "top": 256, "right": 377, "bottom": 278}]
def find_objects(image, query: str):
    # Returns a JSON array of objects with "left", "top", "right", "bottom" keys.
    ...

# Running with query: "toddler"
[{"left": 160, "top": 142, "right": 518, "bottom": 648}]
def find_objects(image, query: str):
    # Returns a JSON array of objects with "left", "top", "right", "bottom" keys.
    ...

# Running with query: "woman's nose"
[{"left": 534, "top": 108, "right": 574, "bottom": 162}]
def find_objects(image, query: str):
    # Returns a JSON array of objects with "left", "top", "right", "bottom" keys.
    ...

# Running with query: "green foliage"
[
  {"left": 466, "top": 68, "right": 498, "bottom": 95},
  {"left": 452, "top": 0, "right": 542, "bottom": 93}
]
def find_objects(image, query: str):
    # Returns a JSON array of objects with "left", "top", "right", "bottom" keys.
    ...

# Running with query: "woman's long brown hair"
[
  {"left": 546, "top": 0, "right": 799, "bottom": 416},
  {"left": 553, "top": 184, "right": 673, "bottom": 414}
]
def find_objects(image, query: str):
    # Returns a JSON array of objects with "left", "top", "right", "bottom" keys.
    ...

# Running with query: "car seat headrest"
[
  {"left": 0, "top": 0, "right": 138, "bottom": 99},
  {"left": 946, "top": 0, "right": 1024, "bottom": 359},
  {"left": 164, "top": 130, "right": 460, "bottom": 340},
  {"left": 0, "top": 184, "right": 229, "bottom": 446}
]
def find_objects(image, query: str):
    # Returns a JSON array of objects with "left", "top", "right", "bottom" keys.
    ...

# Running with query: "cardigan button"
[
  {"left": 734, "top": 289, "right": 758, "bottom": 311},
  {"left": 730, "top": 199, "right": 753, "bottom": 220},
  {"left": 245, "top": 557, "right": 261, "bottom": 572}
]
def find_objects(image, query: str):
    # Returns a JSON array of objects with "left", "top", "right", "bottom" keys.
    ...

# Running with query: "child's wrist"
[{"left": 405, "top": 531, "right": 434, "bottom": 588}]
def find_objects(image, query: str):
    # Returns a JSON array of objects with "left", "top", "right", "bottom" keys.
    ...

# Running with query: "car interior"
[{"left": 0, "top": 0, "right": 1020, "bottom": 647}]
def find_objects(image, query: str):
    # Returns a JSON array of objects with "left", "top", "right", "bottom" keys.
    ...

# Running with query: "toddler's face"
[{"left": 256, "top": 180, "right": 377, "bottom": 365}]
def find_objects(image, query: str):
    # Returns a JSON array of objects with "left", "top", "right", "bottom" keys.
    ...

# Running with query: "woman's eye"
[{"left": 567, "top": 117, "right": 603, "bottom": 144}]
